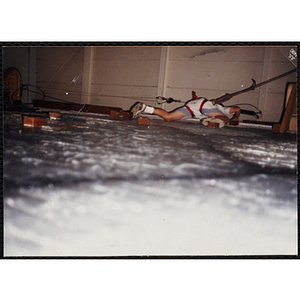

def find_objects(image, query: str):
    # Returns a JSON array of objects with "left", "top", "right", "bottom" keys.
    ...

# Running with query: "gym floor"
[{"left": 3, "top": 110, "right": 298, "bottom": 256}]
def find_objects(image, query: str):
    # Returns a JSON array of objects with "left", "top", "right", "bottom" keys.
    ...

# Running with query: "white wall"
[
  {"left": 163, "top": 46, "right": 296, "bottom": 122},
  {"left": 82, "top": 45, "right": 296, "bottom": 122},
  {"left": 36, "top": 47, "right": 84, "bottom": 104},
  {"left": 260, "top": 47, "right": 297, "bottom": 121},
  {"left": 25, "top": 45, "right": 297, "bottom": 122},
  {"left": 81, "top": 46, "right": 162, "bottom": 109}
]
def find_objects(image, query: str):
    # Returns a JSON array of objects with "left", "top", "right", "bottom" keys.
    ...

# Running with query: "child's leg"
[
  {"left": 152, "top": 108, "right": 189, "bottom": 122},
  {"left": 130, "top": 102, "right": 189, "bottom": 121}
]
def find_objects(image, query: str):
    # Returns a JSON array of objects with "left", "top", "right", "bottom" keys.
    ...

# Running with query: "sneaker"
[
  {"left": 201, "top": 117, "right": 225, "bottom": 128},
  {"left": 130, "top": 102, "right": 146, "bottom": 118}
]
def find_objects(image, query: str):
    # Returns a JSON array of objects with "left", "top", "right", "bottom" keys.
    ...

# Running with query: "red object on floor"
[
  {"left": 23, "top": 116, "right": 47, "bottom": 127},
  {"left": 49, "top": 112, "right": 62, "bottom": 119},
  {"left": 137, "top": 117, "right": 150, "bottom": 125}
]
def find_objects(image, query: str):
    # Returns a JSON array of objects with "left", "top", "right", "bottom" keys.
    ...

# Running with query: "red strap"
[
  {"left": 186, "top": 98, "right": 209, "bottom": 117},
  {"left": 192, "top": 91, "right": 198, "bottom": 100},
  {"left": 186, "top": 106, "right": 195, "bottom": 118},
  {"left": 199, "top": 99, "right": 208, "bottom": 114}
]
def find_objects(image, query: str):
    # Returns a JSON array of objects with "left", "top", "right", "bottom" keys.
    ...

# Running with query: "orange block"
[
  {"left": 110, "top": 110, "right": 120, "bottom": 117},
  {"left": 123, "top": 111, "right": 133, "bottom": 119},
  {"left": 23, "top": 116, "right": 47, "bottom": 127},
  {"left": 137, "top": 117, "right": 150, "bottom": 125},
  {"left": 49, "top": 112, "right": 62, "bottom": 119}
]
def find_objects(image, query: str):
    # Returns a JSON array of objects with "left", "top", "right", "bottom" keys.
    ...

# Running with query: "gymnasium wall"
[
  {"left": 36, "top": 47, "right": 84, "bottom": 104},
  {"left": 163, "top": 46, "right": 296, "bottom": 122},
  {"left": 80, "top": 46, "right": 162, "bottom": 109},
  {"left": 3, "top": 45, "right": 297, "bottom": 122}
]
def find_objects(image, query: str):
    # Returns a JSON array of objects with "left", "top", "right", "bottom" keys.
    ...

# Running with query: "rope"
[
  {"left": 11, "top": 84, "right": 155, "bottom": 105},
  {"left": 11, "top": 84, "right": 262, "bottom": 119}
]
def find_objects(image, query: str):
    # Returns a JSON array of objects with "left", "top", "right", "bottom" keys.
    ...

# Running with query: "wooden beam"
[
  {"left": 33, "top": 99, "right": 123, "bottom": 115},
  {"left": 243, "top": 120, "right": 274, "bottom": 126},
  {"left": 279, "top": 83, "right": 297, "bottom": 133}
]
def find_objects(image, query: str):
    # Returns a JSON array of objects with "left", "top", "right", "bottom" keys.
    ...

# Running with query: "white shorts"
[
  {"left": 185, "top": 98, "right": 206, "bottom": 118},
  {"left": 203, "top": 102, "right": 233, "bottom": 118},
  {"left": 186, "top": 98, "right": 233, "bottom": 119}
]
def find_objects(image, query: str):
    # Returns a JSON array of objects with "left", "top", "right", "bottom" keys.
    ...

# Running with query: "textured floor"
[{"left": 3, "top": 111, "right": 298, "bottom": 256}]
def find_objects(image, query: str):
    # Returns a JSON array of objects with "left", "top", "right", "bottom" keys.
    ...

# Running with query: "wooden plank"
[
  {"left": 33, "top": 99, "right": 123, "bottom": 115},
  {"left": 279, "top": 83, "right": 297, "bottom": 133},
  {"left": 285, "top": 83, "right": 297, "bottom": 131},
  {"left": 272, "top": 123, "right": 281, "bottom": 132},
  {"left": 23, "top": 115, "right": 47, "bottom": 127},
  {"left": 243, "top": 120, "right": 274, "bottom": 126},
  {"left": 289, "top": 116, "right": 297, "bottom": 131}
]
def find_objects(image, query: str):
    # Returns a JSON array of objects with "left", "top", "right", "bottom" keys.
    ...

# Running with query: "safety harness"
[
  {"left": 186, "top": 106, "right": 195, "bottom": 118},
  {"left": 186, "top": 98, "right": 208, "bottom": 118}
]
